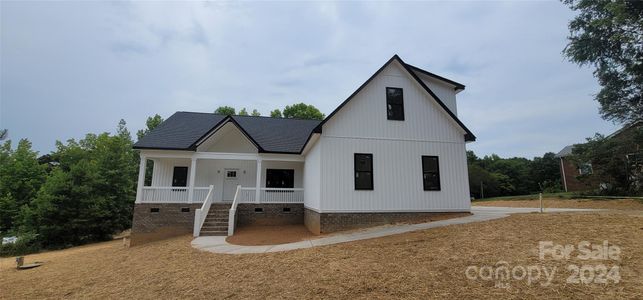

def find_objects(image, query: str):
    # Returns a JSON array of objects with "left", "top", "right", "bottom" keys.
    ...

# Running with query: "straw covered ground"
[{"left": 1, "top": 212, "right": 641, "bottom": 299}]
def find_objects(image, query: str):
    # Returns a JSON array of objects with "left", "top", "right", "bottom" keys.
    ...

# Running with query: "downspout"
[{"left": 560, "top": 157, "right": 568, "bottom": 192}]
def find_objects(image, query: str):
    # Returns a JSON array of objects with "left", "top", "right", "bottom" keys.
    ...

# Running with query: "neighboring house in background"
[
  {"left": 130, "top": 55, "right": 475, "bottom": 245},
  {"left": 555, "top": 145, "right": 594, "bottom": 192},
  {"left": 556, "top": 120, "right": 642, "bottom": 192}
]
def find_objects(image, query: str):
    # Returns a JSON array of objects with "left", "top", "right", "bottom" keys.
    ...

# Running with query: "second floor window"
[{"left": 386, "top": 87, "right": 404, "bottom": 121}]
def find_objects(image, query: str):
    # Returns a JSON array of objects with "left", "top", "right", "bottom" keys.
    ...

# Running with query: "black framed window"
[
  {"left": 422, "top": 156, "right": 441, "bottom": 191},
  {"left": 266, "top": 169, "right": 294, "bottom": 188},
  {"left": 355, "top": 153, "right": 373, "bottom": 190},
  {"left": 386, "top": 87, "right": 404, "bottom": 120},
  {"left": 172, "top": 166, "right": 188, "bottom": 187}
]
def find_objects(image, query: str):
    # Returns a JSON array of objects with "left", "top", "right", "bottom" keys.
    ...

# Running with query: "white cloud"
[{"left": 0, "top": 1, "right": 620, "bottom": 157}]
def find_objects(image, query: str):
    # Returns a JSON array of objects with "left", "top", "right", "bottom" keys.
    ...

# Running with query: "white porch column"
[
  {"left": 135, "top": 154, "right": 147, "bottom": 203},
  {"left": 187, "top": 156, "right": 197, "bottom": 203},
  {"left": 255, "top": 158, "right": 262, "bottom": 203}
]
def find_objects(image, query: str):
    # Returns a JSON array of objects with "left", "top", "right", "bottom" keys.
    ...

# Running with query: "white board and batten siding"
[
  {"left": 308, "top": 60, "right": 471, "bottom": 213},
  {"left": 150, "top": 158, "right": 191, "bottom": 187},
  {"left": 417, "top": 72, "right": 459, "bottom": 116},
  {"left": 303, "top": 137, "right": 322, "bottom": 210}
]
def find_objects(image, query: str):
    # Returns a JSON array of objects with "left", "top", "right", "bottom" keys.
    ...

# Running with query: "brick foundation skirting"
[
  {"left": 132, "top": 203, "right": 467, "bottom": 243},
  {"left": 236, "top": 203, "right": 304, "bottom": 226},
  {"left": 130, "top": 203, "right": 202, "bottom": 246},
  {"left": 304, "top": 208, "right": 469, "bottom": 234}
]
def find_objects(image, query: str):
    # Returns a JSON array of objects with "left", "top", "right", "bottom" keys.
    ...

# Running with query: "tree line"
[
  {"left": 0, "top": 120, "right": 140, "bottom": 255},
  {"left": 214, "top": 102, "right": 325, "bottom": 120},
  {"left": 467, "top": 151, "right": 562, "bottom": 199}
]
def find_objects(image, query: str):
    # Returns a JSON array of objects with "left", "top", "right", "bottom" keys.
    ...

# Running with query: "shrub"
[{"left": 0, "top": 232, "right": 41, "bottom": 257}]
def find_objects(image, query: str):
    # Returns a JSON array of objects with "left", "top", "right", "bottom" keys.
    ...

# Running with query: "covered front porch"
[{"left": 135, "top": 151, "right": 305, "bottom": 205}]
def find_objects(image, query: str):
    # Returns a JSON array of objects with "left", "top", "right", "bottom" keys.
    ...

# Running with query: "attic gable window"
[{"left": 386, "top": 87, "right": 404, "bottom": 121}]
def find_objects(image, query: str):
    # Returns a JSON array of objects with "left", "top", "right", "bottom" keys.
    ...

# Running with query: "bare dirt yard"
[
  {"left": 2, "top": 212, "right": 642, "bottom": 299},
  {"left": 474, "top": 198, "right": 643, "bottom": 211}
]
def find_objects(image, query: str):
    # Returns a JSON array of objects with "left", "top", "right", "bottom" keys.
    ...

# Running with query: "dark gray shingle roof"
[
  {"left": 556, "top": 145, "right": 574, "bottom": 157},
  {"left": 233, "top": 115, "right": 320, "bottom": 153},
  {"left": 133, "top": 112, "right": 320, "bottom": 153}
]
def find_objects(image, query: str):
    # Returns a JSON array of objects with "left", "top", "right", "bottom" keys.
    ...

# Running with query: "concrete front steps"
[{"left": 200, "top": 203, "right": 232, "bottom": 236}]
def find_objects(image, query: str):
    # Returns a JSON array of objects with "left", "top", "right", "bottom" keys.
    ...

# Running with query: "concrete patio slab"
[{"left": 191, "top": 206, "right": 602, "bottom": 255}]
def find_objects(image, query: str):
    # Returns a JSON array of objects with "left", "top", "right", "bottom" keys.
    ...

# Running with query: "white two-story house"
[{"left": 131, "top": 55, "right": 475, "bottom": 245}]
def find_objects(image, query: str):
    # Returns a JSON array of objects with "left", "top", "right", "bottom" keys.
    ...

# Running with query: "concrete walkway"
[{"left": 191, "top": 206, "right": 600, "bottom": 255}]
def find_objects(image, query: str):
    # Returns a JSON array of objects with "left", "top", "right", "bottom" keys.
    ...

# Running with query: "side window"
[
  {"left": 172, "top": 166, "right": 188, "bottom": 187},
  {"left": 422, "top": 156, "right": 440, "bottom": 191},
  {"left": 386, "top": 87, "right": 404, "bottom": 121},
  {"left": 355, "top": 153, "right": 373, "bottom": 190},
  {"left": 578, "top": 163, "right": 593, "bottom": 175}
]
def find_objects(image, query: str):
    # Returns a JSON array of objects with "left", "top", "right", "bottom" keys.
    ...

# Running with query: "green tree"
[
  {"left": 562, "top": 0, "right": 643, "bottom": 123},
  {"left": 270, "top": 109, "right": 282, "bottom": 118},
  {"left": 214, "top": 106, "right": 236, "bottom": 115},
  {"left": 572, "top": 127, "right": 643, "bottom": 195},
  {"left": 477, "top": 155, "right": 534, "bottom": 195},
  {"left": 531, "top": 152, "right": 562, "bottom": 192},
  {"left": 136, "top": 114, "right": 164, "bottom": 140},
  {"left": 282, "top": 103, "right": 325, "bottom": 120},
  {"left": 251, "top": 109, "right": 261, "bottom": 116},
  {"left": 22, "top": 121, "right": 137, "bottom": 247},
  {"left": 135, "top": 115, "right": 164, "bottom": 185},
  {"left": 0, "top": 139, "right": 46, "bottom": 232},
  {"left": 467, "top": 150, "right": 561, "bottom": 198},
  {"left": 238, "top": 108, "right": 249, "bottom": 116},
  {"left": 466, "top": 150, "right": 478, "bottom": 165}
]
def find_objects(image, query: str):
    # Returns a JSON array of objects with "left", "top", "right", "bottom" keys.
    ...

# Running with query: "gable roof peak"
[{"left": 314, "top": 55, "right": 476, "bottom": 142}]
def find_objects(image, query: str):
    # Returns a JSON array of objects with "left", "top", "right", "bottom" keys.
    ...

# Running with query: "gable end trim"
[
  {"left": 313, "top": 55, "right": 476, "bottom": 142},
  {"left": 192, "top": 116, "right": 265, "bottom": 152}
]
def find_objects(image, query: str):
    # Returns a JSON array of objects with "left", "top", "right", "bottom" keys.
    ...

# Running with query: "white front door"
[{"left": 222, "top": 169, "right": 239, "bottom": 201}]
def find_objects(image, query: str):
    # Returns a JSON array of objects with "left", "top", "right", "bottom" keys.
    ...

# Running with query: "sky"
[{"left": 0, "top": 1, "right": 622, "bottom": 158}]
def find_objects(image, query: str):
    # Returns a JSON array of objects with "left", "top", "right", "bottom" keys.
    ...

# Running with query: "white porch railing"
[
  {"left": 260, "top": 188, "right": 304, "bottom": 203},
  {"left": 192, "top": 187, "right": 210, "bottom": 203},
  {"left": 193, "top": 185, "right": 215, "bottom": 237},
  {"left": 228, "top": 185, "right": 242, "bottom": 236},
  {"left": 236, "top": 187, "right": 304, "bottom": 203},
  {"left": 237, "top": 187, "right": 256, "bottom": 203},
  {"left": 140, "top": 186, "right": 210, "bottom": 203}
]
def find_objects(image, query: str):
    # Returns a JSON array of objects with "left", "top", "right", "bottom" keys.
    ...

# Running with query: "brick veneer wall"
[
  {"left": 304, "top": 208, "right": 469, "bottom": 234},
  {"left": 560, "top": 157, "right": 596, "bottom": 192},
  {"left": 130, "top": 203, "right": 202, "bottom": 246},
  {"left": 236, "top": 203, "right": 304, "bottom": 226}
]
